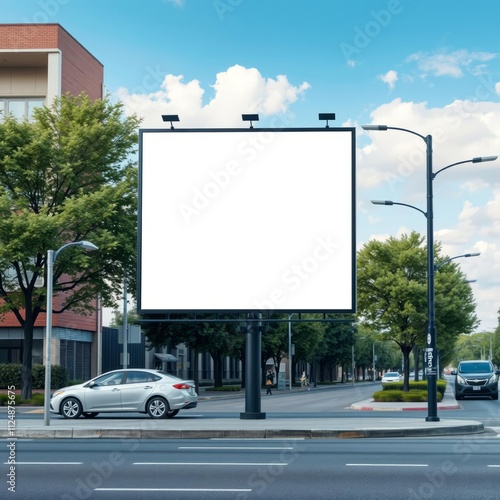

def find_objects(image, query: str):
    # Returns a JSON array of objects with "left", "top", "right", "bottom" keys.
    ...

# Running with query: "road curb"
[{"left": 0, "top": 421, "right": 483, "bottom": 440}]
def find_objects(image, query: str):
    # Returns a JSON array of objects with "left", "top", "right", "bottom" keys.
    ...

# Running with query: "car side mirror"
[
  {"left": 89, "top": 381, "right": 98, "bottom": 388},
  {"left": 450, "top": 370, "right": 456, "bottom": 376},
  {"left": 495, "top": 370, "right": 500, "bottom": 376}
]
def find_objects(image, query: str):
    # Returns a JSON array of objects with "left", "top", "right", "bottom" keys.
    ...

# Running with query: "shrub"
[
  {"left": 0, "top": 363, "right": 68, "bottom": 389},
  {"left": 381, "top": 379, "right": 447, "bottom": 397},
  {"left": 0, "top": 364, "right": 22, "bottom": 388},
  {"left": 373, "top": 390, "right": 404, "bottom": 402},
  {"left": 373, "top": 388, "right": 444, "bottom": 402},
  {"left": 205, "top": 386, "right": 241, "bottom": 392}
]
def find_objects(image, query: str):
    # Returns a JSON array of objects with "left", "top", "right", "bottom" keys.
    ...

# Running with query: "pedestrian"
[
  {"left": 300, "top": 370, "right": 308, "bottom": 391},
  {"left": 266, "top": 370, "right": 274, "bottom": 395}
]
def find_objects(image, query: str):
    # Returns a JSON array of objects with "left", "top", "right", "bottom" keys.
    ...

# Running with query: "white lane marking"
[
  {"left": 346, "top": 464, "right": 428, "bottom": 467},
  {"left": 134, "top": 462, "right": 287, "bottom": 466},
  {"left": 96, "top": 488, "right": 251, "bottom": 492},
  {"left": 5, "top": 462, "right": 82, "bottom": 465},
  {"left": 487, "top": 465, "right": 500, "bottom": 467},
  {"left": 178, "top": 446, "right": 294, "bottom": 450}
]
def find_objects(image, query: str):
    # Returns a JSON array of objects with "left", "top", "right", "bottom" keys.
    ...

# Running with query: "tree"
[
  {"left": 316, "top": 315, "right": 356, "bottom": 383},
  {"left": 141, "top": 315, "right": 239, "bottom": 390},
  {"left": 357, "top": 231, "right": 478, "bottom": 391},
  {"left": 0, "top": 93, "right": 141, "bottom": 398}
]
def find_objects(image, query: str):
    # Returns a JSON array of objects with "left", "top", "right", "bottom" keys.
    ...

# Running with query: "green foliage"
[
  {"left": 452, "top": 332, "right": 495, "bottom": 367},
  {"left": 0, "top": 364, "right": 67, "bottom": 389},
  {"left": 373, "top": 389, "right": 443, "bottom": 402},
  {"left": 379, "top": 379, "right": 446, "bottom": 396},
  {"left": 0, "top": 363, "right": 22, "bottom": 387},
  {"left": 0, "top": 93, "right": 141, "bottom": 398},
  {"left": 357, "top": 231, "right": 478, "bottom": 384}
]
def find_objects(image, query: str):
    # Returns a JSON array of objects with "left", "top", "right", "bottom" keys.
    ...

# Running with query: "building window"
[
  {"left": 60, "top": 340, "right": 91, "bottom": 382},
  {"left": 1, "top": 98, "right": 45, "bottom": 121}
]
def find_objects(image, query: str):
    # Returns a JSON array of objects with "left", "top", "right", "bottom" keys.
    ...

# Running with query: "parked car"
[
  {"left": 50, "top": 369, "right": 198, "bottom": 419},
  {"left": 451, "top": 360, "right": 500, "bottom": 400},
  {"left": 381, "top": 372, "right": 401, "bottom": 383}
]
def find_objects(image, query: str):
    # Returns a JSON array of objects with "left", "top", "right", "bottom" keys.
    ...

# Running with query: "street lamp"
[
  {"left": 288, "top": 314, "right": 294, "bottom": 391},
  {"left": 363, "top": 123, "right": 497, "bottom": 422},
  {"left": 435, "top": 253, "right": 480, "bottom": 271},
  {"left": 44, "top": 240, "right": 99, "bottom": 426}
]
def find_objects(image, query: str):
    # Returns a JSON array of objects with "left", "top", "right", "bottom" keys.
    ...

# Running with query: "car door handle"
[
  {"left": 143, "top": 386, "right": 153, "bottom": 389},
  {"left": 112, "top": 388, "right": 120, "bottom": 392}
]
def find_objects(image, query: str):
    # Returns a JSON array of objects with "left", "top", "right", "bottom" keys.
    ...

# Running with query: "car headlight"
[
  {"left": 51, "top": 390, "right": 65, "bottom": 398},
  {"left": 488, "top": 375, "right": 497, "bottom": 385},
  {"left": 457, "top": 375, "right": 466, "bottom": 385}
]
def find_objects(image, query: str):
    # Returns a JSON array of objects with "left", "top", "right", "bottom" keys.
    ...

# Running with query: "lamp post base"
[
  {"left": 425, "top": 416, "right": 440, "bottom": 422},
  {"left": 240, "top": 412, "right": 266, "bottom": 420}
]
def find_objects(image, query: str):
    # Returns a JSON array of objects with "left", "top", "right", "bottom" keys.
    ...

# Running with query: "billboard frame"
[{"left": 138, "top": 126, "right": 356, "bottom": 316}]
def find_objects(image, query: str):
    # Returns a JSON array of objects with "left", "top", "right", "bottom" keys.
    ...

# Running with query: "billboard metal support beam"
[{"left": 240, "top": 312, "right": 266, "bottom": 419}]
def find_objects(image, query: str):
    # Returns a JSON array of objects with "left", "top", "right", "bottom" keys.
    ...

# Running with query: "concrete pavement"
[{"left": 0, "top": 383, "right": 485, "bottom": 439}]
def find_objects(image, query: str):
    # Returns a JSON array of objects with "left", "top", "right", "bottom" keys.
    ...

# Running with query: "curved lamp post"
[
  {"left": 44, "top": 241, "right": 99, "bottom": 426},
  {"left": 363, "top": 123, "right": 497, "bottom": 422},
  {"left": 435, "top": 252, "right": 480, "bottom": 271}
]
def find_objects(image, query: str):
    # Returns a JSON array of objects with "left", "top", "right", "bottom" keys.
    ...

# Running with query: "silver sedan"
[{"left": 50, "top": 369, "right": 198, "bottom": 419}]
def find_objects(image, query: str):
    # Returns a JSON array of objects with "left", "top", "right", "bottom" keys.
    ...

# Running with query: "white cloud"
[
  {"left": 407, "top": 49, "right": 497, "bottom": 78},
  {"left": 378, "top": 70, "right": 398, "bottom": 90},
  {"left": 359, "top": 97, "right": 500, "bottom": 331},
  {"left": 116, "top": 65, "right": 310, "bottom": 128}
]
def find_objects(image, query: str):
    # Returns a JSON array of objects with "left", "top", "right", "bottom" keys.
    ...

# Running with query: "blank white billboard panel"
[{"left": 138, "top": 128, "right": 355, "bottom": 313}]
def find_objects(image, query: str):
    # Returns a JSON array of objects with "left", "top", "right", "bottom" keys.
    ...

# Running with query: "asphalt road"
[{"left": 4, "top": 436, "right": 500, "bottom": 499}]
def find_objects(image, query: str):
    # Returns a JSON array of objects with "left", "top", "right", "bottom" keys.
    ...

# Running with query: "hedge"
[
  {"left": 381, "top": 379, "right": 447, "bottom": 397},
  {"left": 0, "top": 364, "right": 68, "bottom": 390},
  {"left": 373, "top": 389, "right": 444, "bottom": 403}
]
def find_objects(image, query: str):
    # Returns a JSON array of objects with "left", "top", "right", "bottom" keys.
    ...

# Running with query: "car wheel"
[
  {"left": 166, "top": 409, "right": 179, "bottom": 418},
  {"left": 492, "top": 393, "right": 498, "bottom": 401},
  {"left": 147, "top": 397, "right": 169, "bottom": 418},
  {"left": 82, "top": 412, "right": 99, "bottom": 418},
  {"left": 61, "top": 397, "right": 83, "bottom": 419}
]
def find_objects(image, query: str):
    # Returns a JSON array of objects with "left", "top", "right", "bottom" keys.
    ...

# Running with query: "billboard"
[{"left": 138, "top": 127, "right": 356, "bottom": 314}]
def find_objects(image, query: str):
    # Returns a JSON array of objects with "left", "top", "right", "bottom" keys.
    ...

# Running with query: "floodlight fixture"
[
  {"left": 242, "top": 114, "right": 259, "bottom": 128},
  {"left": 161, "top": 114, "right": 180, "bottom": 129},
  {"left": 319, "top": 113, "right": 336, "bottom": 128}
]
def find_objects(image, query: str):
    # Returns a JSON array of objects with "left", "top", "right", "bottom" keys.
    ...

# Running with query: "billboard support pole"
[{"left": 240, "top": 311, "right": 266, "bottom": 419}]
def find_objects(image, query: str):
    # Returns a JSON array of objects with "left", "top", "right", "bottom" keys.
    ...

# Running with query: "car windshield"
[
  {"left": 459, "top": 362, "right": 491, "bottom": 373},
  {"left": 385, "top": 373, "right": 399, "bottom": 377}
]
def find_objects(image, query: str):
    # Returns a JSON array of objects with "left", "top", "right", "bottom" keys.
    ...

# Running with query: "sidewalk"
[{"left": 0, "top": 383, "right": 483, "bottom": 440}]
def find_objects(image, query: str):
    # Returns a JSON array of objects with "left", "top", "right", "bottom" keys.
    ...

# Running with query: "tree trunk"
[
  {"left": 402, "top": 345, "right": 412, "bottom": 392},
  {"left": 212, "top": 353, "right": 223, "bottom": 387}
]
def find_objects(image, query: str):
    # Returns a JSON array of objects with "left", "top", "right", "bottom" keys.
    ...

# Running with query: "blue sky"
[{"left": 3, "top": 0, "right": 500, "bottom": 331}]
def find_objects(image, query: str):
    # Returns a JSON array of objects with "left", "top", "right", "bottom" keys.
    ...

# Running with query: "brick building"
[{"left": 0, "top": 24, "right": 104, "bottom": 380}]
